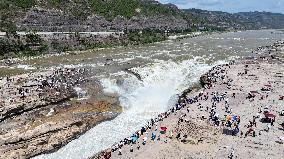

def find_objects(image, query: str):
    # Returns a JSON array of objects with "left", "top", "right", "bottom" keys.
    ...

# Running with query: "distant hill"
[
  {"left": 1, "top": 0, "right": 284, "bottom": 33},
  {"left": 182, "top": 8, "right": 284, "bottom": 30},
  {"left": 1, "top": 0, "right": 191, "bottom": 58},
  {"left": 0, "top": 0, "right": 190, "bottom": 33},
  {"left": 1, "top": 0, "right": 284, "bottom": 58}
]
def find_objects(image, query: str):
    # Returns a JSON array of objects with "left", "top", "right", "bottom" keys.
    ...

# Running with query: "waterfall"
[{"left": 35, "top": 58, "right": 225, "bottom": 159}]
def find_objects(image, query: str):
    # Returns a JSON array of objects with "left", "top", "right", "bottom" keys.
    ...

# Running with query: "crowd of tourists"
[{"left": 98, "top": 41, "right": 284, "bottom": 159}]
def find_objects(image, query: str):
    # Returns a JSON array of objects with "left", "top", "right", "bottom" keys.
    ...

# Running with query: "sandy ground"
[{"left": 95, "top": 41, "right": 284, "bottom": 159}]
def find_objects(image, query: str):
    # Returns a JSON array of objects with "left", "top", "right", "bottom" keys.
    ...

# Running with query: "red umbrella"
[
  {"left": 264, "top": 112, "right": 276, "bottom": 118},
  {"left": 160, "top": 127, "right": 167, "bottom": 131}
]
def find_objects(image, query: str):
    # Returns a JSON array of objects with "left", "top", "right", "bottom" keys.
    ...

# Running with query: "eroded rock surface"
[{"left": 0, "top": 69, "right": 121, "bottom": 158}]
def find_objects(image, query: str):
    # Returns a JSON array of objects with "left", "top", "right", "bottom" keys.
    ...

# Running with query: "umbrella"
[
  {"left": 160, "top": 127, "right": 168, "bottom": 134},
  {"left": 161, "top": 127, "right": 167, "bottom": 131},
  {"left": 233, "top": 115, "right": 238, "bottom": 121},
  {"left": 264, "top": 113, "right": 276, "bottom": 118},
  {"left": 227, "top": 115, "right": 232, "bottom": 121},
  {"left": 131, "top": 136, "right": 138, "bottom": 142},
  {"left": 151, "top": 132, "right": 156, "bottom": 140}
]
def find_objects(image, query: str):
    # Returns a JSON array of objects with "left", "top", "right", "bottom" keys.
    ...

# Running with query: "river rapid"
[{"left": 34, "top": 30, "right": 284, "bottom": 159}]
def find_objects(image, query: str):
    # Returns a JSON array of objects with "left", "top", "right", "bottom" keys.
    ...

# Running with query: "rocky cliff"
[
  {"left": 1, "top": 0, "right": 191, "bottom": 32},
  {"left": 0, "top": 69, "right": 121, "bottom": 158},
  {"left": 1, "top": 0, "right": 284, "bottom": 58},
  {"left": 1, "top": 0, "right": 284, "bottom": 33},
  {"left": 18, "top": 8, "right": 189, "bottom": 32}
]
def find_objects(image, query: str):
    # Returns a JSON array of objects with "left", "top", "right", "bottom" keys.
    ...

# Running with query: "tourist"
[{"left": 118, "top": 148, "right": 122, "bottom": 155}]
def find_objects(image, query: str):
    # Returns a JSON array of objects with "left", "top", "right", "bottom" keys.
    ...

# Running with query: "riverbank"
[
  {"left": 93, "top": 40, "right": 284, "bottom": 159},
  {"left": 0, "top": 30, "right": 220, "bottom": 78},
  {"left": 0, "top": 29, "right": 167, "bottom": 61}
]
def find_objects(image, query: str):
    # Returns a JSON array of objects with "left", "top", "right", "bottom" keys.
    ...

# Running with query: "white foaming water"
[
  {"left": 74, "top": 87, "right": 89, "bottom": 100},
  {"left": 34, "top": 59, "right": 225, "bottom": 159},
  {"left": 15, "top": 64, "right": 36, "bottom": 70}
]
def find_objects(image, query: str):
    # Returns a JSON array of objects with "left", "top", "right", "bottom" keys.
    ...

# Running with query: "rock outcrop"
[{"left": 0, "top": 69, "right": 122, "bottom": 158}]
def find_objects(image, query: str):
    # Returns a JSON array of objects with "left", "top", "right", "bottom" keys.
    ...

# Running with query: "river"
[{"left": 34, "top": 30, "right": 284, "bottom": 159}]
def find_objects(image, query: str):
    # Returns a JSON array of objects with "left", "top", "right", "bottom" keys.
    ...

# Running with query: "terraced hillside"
[{"left": 0, "top": 0, "right": 190, "bottom": 32}]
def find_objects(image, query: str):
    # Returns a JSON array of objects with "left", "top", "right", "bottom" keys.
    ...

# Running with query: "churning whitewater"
[{"left": 34, "top": 58, "right": 224, "bottom": 159}]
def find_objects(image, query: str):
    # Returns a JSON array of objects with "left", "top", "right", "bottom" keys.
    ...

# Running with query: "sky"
[{"left": 157, "top": 0, "right": 284, "bottom": 14}]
